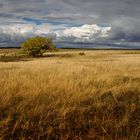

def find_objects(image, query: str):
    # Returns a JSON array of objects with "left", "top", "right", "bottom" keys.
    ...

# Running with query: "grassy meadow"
[{"left": 0, "top": 49, "right": 140, "bottom": 140}]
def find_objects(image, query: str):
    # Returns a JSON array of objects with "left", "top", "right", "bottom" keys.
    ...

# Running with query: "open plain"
[{"left": 0, "top": 49, "right": 140, "bottom": 140}]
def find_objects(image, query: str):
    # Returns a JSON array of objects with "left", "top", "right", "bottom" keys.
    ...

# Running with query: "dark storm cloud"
[
  {"left": 0, "top": 3, "right": 3, "bottom": 7},
  {"left": 0, "top": 13, "right": 14, "bottom": 18},
  {"left": 1, "top": 0, "right": 139, "bottom": 24},
  {"left": 0, "top": 0, "right": 140, "bottom": 47}
]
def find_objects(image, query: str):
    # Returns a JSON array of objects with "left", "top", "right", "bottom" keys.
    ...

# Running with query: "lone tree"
[{"left": 21, "top": 36, "right": 56, "bottom": 57}]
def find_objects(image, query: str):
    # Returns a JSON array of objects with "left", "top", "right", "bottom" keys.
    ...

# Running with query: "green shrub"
[{"left": 21, "top": 37, "right": 56, "bottom": 57}]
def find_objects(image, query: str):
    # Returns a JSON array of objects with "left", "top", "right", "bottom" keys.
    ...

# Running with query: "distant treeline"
[
  {"left": 61, "top": 47, "right": 140, "bottom": 50},
  {"left": 0, "top": 47, "right": 20, "bottom": 49},
  {"left": 0, "top": 46, "right": 140, "bottom": 50}
]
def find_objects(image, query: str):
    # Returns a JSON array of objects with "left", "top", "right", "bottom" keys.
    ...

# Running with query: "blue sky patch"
[{"left": 22, "top": 17, "right": 45, "bottom": 25}]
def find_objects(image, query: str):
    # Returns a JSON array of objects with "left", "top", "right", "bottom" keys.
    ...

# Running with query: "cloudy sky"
[{"left": 0, "top": 0, "right": 140, "bottom": 48}]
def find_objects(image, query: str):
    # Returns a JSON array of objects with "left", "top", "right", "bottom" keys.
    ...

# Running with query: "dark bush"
[{"left": 79, "top": 52, "right": 85, "bottom": 55}]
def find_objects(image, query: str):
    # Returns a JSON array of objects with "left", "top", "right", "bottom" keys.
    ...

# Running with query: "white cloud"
[
  {"left": 0, "top": 23, "right": 112, "bottom": 47},
  {"left": 56, "top": 24, "right": 111, "bottom": 42},
  {"left": 0, "top": 22, "right": 50, "bottom": 33},
  {"left": 0, "top": 23, "right": 51, "bottom": 46}
]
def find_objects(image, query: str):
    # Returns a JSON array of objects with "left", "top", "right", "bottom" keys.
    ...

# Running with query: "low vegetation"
[
  {"left": 0, "top": 37, "right": 56, "bottom": 61},
  {"left": 21, "top": 36, "right": 56, "bottom": 57},
  {"left": 79, "top": 52, "right": 85, "bottom": 55},
  {"left": 0, "top": 50, "right": 140, "bottom": 140}
]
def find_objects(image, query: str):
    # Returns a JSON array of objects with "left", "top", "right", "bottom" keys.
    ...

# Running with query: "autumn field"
[{"left": 0, "top": 49, "right": 140, "bottom": 140}]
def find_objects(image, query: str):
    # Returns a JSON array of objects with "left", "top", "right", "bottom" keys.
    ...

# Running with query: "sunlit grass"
[{"left": 0, "top": 50, "right": 140, "bottom": 140}]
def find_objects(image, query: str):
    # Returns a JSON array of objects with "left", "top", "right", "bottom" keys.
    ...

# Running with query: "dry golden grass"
[
  {"left": 0, "top": 50, "right": 140, "bottom": 140},
  {"left": 0, "top": 48, "right": 20, "bottom": 54}
]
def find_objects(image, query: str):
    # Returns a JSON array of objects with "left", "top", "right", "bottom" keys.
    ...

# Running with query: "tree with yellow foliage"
[{"left": 21, "top": 36, "right": 56, "bottom": 57}]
